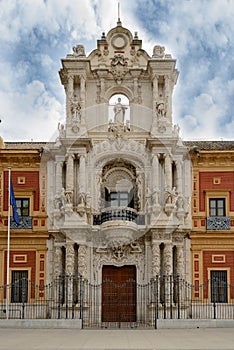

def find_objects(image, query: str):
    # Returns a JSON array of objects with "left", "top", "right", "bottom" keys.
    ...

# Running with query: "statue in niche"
[
  {"left": 54, "top": 193, "right": 62, "bottom": 210},
  {"left": 164, "top": 186, "right": 177, "bottom": 205},
  {"left": 70, "top": 96, "right": 81, "bottom": 123},
  {"left": 151, "top": 188, "right": 160, "bottom": 206},
  {"left": 156, "top": 101, "right": 165, "bottom": 118},
  {"left": 113, "top": 97, "right": 127, "bottom": 124},
  {"left": 72, "top": 44, "right": 86, "bottom": 57},
  {"left": 65, "top": 190, "right": 73, "bottom": 204}
]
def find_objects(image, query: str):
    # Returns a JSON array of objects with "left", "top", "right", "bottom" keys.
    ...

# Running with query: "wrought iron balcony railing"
[
  {"left": 93, "top": 208, "right": 145, "bottom": 225},
  {"left": 206, "top": 216, "right": 231, "bottom": 230},
  {"left": 10, "top": 216, "right": 33, "bottom": 229}
]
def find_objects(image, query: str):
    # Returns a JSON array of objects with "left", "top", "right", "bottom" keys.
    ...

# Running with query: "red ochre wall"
[
  {"left": 203, "top": 250, "right": 234, "bottom": 299},
  {"left": 4, "top": 250, "right": 36, "bottom": 298},
  {"left": 199, "top": 171, "right": 234, "bottom": 212},
  {"left": 3, "top": 171, "right": 40, "bottom": 211}
]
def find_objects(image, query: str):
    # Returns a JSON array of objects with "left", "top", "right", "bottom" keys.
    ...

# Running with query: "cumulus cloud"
[
  {"left": 0, "top": 0, "right": 234, "bottom": 141},
  {"left": 0, "top": 80, "right": 63, "bottom": 141}
]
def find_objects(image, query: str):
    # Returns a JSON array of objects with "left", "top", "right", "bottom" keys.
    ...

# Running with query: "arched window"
[
  {"left": 101, "top": 160, "right": 136, "bottom": 210},
  {"left": 109, "top": 94, "right": 130, "bottom": 124}
]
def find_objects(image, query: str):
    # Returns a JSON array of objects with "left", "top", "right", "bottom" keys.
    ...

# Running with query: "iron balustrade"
[
  {"left": 10, "top": 216, "right": 32, "bottom": 229},
  {"left": 206, "top": 216, "right": 231, "bottom": 230},
  {"left": 93, "top": 208, "right": 145, "bottom": 225}
]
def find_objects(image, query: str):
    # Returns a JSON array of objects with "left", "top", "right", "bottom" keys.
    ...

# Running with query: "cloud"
[
  {"left": 0, "top": 0, "right": 234, "bottom": 141},
  {"left": 0, "top": 80, "right": 63, "bottom": 141}
]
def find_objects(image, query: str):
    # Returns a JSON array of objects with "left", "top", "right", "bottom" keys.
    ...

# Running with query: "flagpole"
[{"left": 6, "top": 167, "right": 11, "bottom": 320}]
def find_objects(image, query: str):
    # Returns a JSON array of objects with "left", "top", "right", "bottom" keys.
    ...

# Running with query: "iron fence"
[{"left": 0, "top": 275, "right": 234, "bottom": 328}]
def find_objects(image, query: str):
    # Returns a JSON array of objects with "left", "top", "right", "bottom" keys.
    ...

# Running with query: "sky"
[{"left": 0, "top": 0, "right": 234, "bottom": 142}]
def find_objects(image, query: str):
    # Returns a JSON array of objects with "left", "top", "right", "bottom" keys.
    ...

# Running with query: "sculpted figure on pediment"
[
  {"left": 72, "top": 44, "right": 86, "bottom": 57},
  {"left": 152, "top": 45, "right": 165, "bottom": 58}
]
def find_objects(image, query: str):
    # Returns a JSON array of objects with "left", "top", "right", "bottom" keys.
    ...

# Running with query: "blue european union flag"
[{"left": 10, "top": 179, "right": 20, "bottom": 225}]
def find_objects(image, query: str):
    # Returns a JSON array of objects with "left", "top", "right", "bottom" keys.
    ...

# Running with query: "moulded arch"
[
  {"left": 94, "top": 152, "right": 147, "bottom": 173},
  {"left": 104, "top": 86, "right": 134, "bottom": 104}
]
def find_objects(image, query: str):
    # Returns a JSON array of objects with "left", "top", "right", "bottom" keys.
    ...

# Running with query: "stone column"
[
  {"left": 175, "top": 160, "right": 182, "bottom": 195},
  {"left": 78, "top": 245, "right": 87, "bottom": 279},
  {"left": 55, "top": 159, "right": 63, "bottom": 195},
  {"left": 66, "top": 241, "right": 74, "bottom": 275},
  {"left": 46, "top": 237, "right": 54, "bottom": 284},
  {"left": 54, "top": 245, "right": 63, "bottom": 278},
  {"left": 153, "top": 74, "right": 159, "bottom": 110},
  {"left": 163, "top": 242, "right": 173, "bottom": 303},
  {"left": 164, "top": 154, "right": 172, "bottom": 190},
  {"left": 152, "top": 153, "right": 159, "bottom": 191},
  {"left": 164, "top": 242, "right": 173, "bottom": 275},
  {"left": 152, "top": 242, "right": 160, "bottom": 277},
  {"left": 80, "top": 75, "right": 86, "bottom": 125},
  {"left": 66, "top": 154, "right": 74, "bottom": 191},
  {"left": 176, "top": 245, "right": 184, "bottom": 279},
  {"left": 164, "top": 75, "right": 171, "bottom": 122},
  {"left": 100, "top": 78, "right": 105, "bottom": 102},
  {"left": 67, "top": 75, "right": 74, "bottom": 120},
  {"left": 79, "top": 154, "right": 86, "bottom": 194},
  {"left": 133, "top": 77, "right": 138, "bottom": 103},
  {"left": 80, "top": 74, "right": 85, "bottom": 102}
]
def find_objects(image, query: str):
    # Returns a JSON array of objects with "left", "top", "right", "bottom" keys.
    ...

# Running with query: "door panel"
[{"left": 102, "top": 265, "right": 136, "bottom": 322}]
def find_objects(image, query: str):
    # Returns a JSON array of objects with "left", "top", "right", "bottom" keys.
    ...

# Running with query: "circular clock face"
[{"left": 112, "top": 34, "right": 127, "bottom": 49}]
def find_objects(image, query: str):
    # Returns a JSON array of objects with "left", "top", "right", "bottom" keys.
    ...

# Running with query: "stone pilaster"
[
  {"left": 153, "top": 74, "right": 159, "bottom": 110},
  {"left": 67, "top": 75, "right": 74, "bottom": 121},
  {"left": 164, "top": 75, "right": 171, "bottom": 122},
  {"left": 55, "top": 159, "right": 63, "bottom": 195},
  {"left": 175, "top": 160, "right": 182, "bottom": 195},
  {"left": 164, "top": 243, "right": 173, "bottom": 275},
  {"left": 152, "top": 242, "right": 160, "bottom": 277},
  {"left": 164, "top": 154, "right": 172, "bottom": 190},
  {"left": 66, "top": 154, "right": 74, "bottom": 192},
  {"left": 79, "top": 154, "right": 86, "bottom": 194},
  {"left": 78, "top": 245, "right": 87, "bottom": 279},
  {"left": 66, "top": 241, "right": 74, "bottom": 275},
  {"left": 54, "top": 245, "right": 63, "bottom": 277},
  {"left": 176, "top": 245, "right": 184, "bottom": 279}
]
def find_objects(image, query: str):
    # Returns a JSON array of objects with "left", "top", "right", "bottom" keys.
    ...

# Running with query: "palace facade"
[{"left": 0, "top": 20, "right": 233, "bottom": 325}]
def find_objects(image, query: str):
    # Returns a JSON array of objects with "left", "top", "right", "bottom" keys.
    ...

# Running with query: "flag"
[
  {"left": 0, "top": 215, "right": 2, "bottom": 224},
  {"left": 10, "top": 179, "right": 20, "bottom": 225}
]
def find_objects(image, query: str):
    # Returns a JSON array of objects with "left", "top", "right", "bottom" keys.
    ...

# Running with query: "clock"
[{"left": 111, "top": 34, "right": 127, "bottom": 50}]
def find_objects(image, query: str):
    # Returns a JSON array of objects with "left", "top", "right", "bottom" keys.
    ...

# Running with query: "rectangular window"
[
  {"left": 211, "top": 270, "right": 227, "bottom": 303},
  {"left": 110, "top": 192, "right": 129, "bottom": 207},
  {"left": 15, "top": 198, "right": 30, "bottom": 216},
  {"left": 209, "top": 198, "right": 225, "bottom": 217},
  {"left": 11, "top": 270, "right": 28, "bottom": 303}
]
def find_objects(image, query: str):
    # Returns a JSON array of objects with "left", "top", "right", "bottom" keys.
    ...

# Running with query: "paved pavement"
[{"left": 0, "top": 328, "right": 234, "bottom": 350}]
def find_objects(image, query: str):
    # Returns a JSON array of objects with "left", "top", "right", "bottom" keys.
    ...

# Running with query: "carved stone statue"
[
  {"left": 58, "top": 123, "right": 66, "bottom": 138},
  {"left": 70, "top": 96, "right": 81, "bottom": 123},
  {"left": 156, "top": 101, "right": 165, "bottom": 118},
  {"left": 153, "top": 45, "right": 165, "bottom": 58},
  {"left": 164, "top": 186, "right": 177, "bottom": 205},
  {"left": 113, "top": 98, "right": 127, "bottom": 124},
  {"left": 73, "top": 44, "right": 86, "bottom": 57}
]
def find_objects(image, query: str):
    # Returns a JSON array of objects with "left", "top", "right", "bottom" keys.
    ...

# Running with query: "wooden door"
[{"left": 102, "top": 265, "right": 136, "bottom": 322}]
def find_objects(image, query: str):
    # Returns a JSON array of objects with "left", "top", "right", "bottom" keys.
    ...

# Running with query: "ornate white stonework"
[{"left": 44, "top": 19, "right": 191, "bottom": 287}]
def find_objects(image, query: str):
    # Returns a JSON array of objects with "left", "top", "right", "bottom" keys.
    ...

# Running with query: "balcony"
[
  {"left": 10, "top": 216, "right": 32, "bottom": 229},
  {"left": 93, "top": 208, "right": 145, "bottom": 225},
  {"left": 206, "top": 216, "right": 231, "bottom": 230}
]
